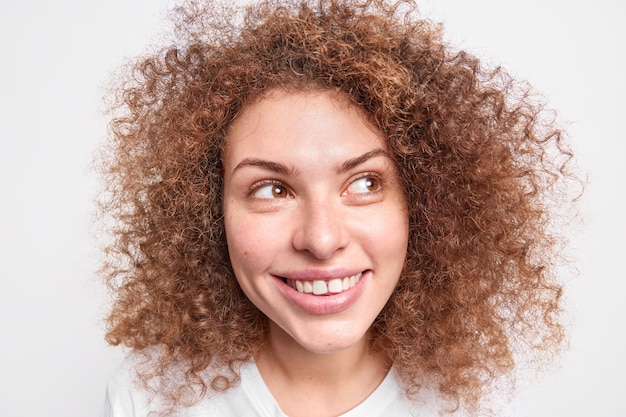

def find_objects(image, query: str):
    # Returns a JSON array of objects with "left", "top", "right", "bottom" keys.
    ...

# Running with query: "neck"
[{"left": 254, "top": 322, "right": 390, "bottom": 417}]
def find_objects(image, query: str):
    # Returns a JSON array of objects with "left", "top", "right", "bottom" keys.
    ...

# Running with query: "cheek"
[
  {"left": 225, "top": 215, "right": 255, "bottom": 274},
  {"left": 365, "top": 205, "right": 408, "bottom": 246},
  {"left": 365, "top": 208, "right": 409, "bottom": 272},
  {"left": 224, "top": 211, "right": 283, "bottom": 278}
]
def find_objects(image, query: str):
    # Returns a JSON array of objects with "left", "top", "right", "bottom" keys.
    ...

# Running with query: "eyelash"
[
  {"left": 249, "top": 179, "right": 293, "bottom": 199},
  {"left": 345, "top": 172, "right": 385, "bottom": 196}
]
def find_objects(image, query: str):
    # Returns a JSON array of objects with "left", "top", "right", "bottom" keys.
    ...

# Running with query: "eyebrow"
[
  {"left": 231, "top": 148, "right": 390, "bottom": 176},
  {"left": 231, "top": 159, "right": 296, "bottom": 176},
  {"left": 338, "top": 148, "right": 390, "bottom": 174}
]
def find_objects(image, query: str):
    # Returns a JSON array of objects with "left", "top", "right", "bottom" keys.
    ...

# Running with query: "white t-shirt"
[{"left": 103, "top": 356, "right": 429, "bottom": 417}]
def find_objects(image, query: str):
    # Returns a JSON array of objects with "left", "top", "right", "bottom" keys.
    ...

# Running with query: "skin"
[{"left": 222, "top": 90, "right": 409, "bottom": 416}]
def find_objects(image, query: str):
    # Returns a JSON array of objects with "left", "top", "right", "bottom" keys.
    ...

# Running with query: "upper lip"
[{"left": 274, "top": 268, "right": 366, "bottom": 281}]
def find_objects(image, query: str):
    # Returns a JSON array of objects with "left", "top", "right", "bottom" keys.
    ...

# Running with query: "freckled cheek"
[
  {"left": 225, "top": 216, "right": 283, "bottom": 277},
  {"left": 226, "top": 227, "right": 255, "bottom": 265}
]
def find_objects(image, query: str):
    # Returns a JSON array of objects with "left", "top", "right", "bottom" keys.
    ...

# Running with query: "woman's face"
[{"left": 222, "top": 90, "right": 408, "bottom": 354}]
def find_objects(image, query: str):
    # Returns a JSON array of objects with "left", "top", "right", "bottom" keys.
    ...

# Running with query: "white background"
[{"left": 0, "top": 1, "right": 623, "bottom": 416}]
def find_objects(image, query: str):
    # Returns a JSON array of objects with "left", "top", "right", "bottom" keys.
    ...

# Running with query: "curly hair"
[{"left": 99, "top": 0, "right": 577, "bottom": 414}]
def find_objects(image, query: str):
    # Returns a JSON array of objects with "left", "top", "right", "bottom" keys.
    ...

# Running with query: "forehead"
[{"left": 223, "top": 89, "right": 386, "bottom": 165}]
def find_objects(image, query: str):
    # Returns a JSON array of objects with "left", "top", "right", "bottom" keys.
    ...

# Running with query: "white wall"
[
  {"left": 0, "top": 1, "right": 622, "bottom": 416},
  {"left": 0, "top": 2, "right": 174, "bottom": 416}
]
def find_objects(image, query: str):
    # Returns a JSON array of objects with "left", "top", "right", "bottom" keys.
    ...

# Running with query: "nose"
[{"left": 292, "top": 198, "right": 350, "bottom": 260}]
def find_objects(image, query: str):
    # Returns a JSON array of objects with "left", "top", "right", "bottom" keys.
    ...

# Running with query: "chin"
[{"left": 291, "top": 326, "right": 371, "bottom": 354}]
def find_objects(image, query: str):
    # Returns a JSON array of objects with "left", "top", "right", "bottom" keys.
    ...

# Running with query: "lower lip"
[{"left": 274, "top": 271, "right": 368, "bottom": 315}]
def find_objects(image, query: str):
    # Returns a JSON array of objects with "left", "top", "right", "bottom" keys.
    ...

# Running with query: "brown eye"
[
  {"left": 253, "top": 183, "right": 290, "bottom": 199},
  {"left": 347, "top": 176, "right": 381, "bottom": 194},
  {"left": 271, "top": 185, "right": 287, "bottom": 198}
]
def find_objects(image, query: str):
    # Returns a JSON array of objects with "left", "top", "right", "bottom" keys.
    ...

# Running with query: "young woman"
[{"left": 99, "top": 1, "right": 577, "bottom": 415}]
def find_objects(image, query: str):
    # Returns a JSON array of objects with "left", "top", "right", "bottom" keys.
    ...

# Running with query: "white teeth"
[
  {"left": 328, "top": 278, "right": 343, "bottom": 293},
  {"left": 342, "top": 277, "right": 350, "bottom": 290},
  {"left": 313, "top": 280, "right": 328, "bottom": 295},
  {"left": 289, "top": 272, "right": 363, "bottom": 295}
]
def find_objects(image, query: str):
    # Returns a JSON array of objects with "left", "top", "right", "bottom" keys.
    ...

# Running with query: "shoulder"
[
  {"left": 358, "top": 368, "right": 519, "bottom": 417},
  {"left": 103, "top": 353, "right": 267, "bottom": 417},
  {"left": 103, "top": 352, "right": 154, "bottom": 417}
]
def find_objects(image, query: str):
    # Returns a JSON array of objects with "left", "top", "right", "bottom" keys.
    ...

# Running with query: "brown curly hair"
[{"left": 99, "top": 0, "right": 577, "bottom": 414}]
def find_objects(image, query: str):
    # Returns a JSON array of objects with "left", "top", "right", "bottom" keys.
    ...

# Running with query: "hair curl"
[{"left": 99, "top": 0, "right": 578, "bottom": 414}]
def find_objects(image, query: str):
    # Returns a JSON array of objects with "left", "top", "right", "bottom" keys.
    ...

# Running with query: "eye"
[
  {"left": 347, "top": 175, "right": 382, "bottom": 194},
  {"left": 252, "top": 182, "right": 291, "bottom": 199}
]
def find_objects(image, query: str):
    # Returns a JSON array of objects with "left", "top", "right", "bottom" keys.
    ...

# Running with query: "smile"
[{"left": 284, "top": 272, "right": 363, "bottom": 295}]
